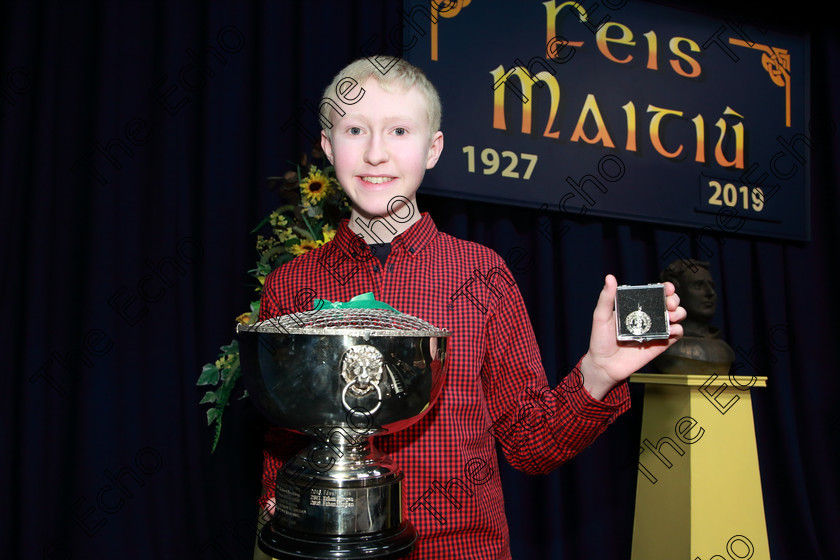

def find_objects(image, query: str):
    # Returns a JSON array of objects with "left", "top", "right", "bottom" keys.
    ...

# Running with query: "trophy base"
[
  {"left": 258, "top": 522, "right": 417, "bottom": 560},
  {"left": 264, "top": 440, "right": 414, "bottom": 559}
]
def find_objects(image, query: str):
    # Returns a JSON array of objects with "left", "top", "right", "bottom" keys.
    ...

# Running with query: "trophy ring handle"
[{"left": 341, "top": 380, "right": 383, "bottom": 416}]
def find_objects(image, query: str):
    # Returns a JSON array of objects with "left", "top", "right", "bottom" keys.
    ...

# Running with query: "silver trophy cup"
[{"left": 237, "top": 308, "right": 449, "bottom": 559}]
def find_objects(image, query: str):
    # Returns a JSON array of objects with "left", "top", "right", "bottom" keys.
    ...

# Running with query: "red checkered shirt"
[{"left": 258, "top": 213, "right": 630, "bottom": 559}]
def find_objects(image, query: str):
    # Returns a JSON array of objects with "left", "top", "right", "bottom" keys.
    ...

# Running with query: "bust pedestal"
[{"left": 629, "top": 373, "right": 771, "bottom": 559}]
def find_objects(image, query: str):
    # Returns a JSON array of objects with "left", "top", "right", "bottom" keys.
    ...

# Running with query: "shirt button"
[
  {"left": 408, "top": 247, "right": 416, "bottom": 254},
  {"left": 373, "top": 265, "right": 380, "bottom": 272},
  {"left": 387, "top": 265, "right": 394, "bottom": 272}
]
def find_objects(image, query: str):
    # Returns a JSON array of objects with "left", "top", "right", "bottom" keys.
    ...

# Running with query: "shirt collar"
[{"left": 332, "top": 212, "right": 438, "bottom": 259}]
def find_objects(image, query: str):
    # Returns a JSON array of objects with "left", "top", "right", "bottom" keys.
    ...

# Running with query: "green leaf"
[
  {"left": 250, "top": 215, "right": 272, "bottom": 234},
  {"left": 219, "top": 364, "right": 236, "bottom": 382},
  {"left": 259, "top": 245, "right": 289, "bottom": 266},
  {"left": 197, "top": 363, "right": 220, "bottom": 385},
  {"left": 292, "top": 225, "right": 313, "bottom": 240},
  {"left": 220, "top": 340, "right": 239, "bottom": 355},
  {"left": 215, "top": 359, "right": 242, "bottom": 405},
  {"left": 206, "top": 407, "right": 222, "bottom": 425},
  {"left": 199, "top": 391, "right": 217, "bottom": 404},
  {"left": 298, "top": 211, "right": 319, "bottom": 241},
  {"left": 210, "top": 418, "right": 223, "bottom": 453}
]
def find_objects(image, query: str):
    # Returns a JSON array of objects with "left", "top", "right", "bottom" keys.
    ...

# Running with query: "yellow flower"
[
  {"left": 289, "top": 239, "right": 324, "bottom": 256},
  {"left": 322, "top": 226, "right": 337, "bottom": 243},
  {"left": 300, "top": 168, "right": 332, "bottom": 205},
  {"left": 215, "top": 354, "right": 235, "bottom": 369},
  {"left": 269, "top": 211, "right": 288, "bottom": 228},
  {"left": 274, "top": 227, "right": 295, "bottom": 243},
  {"left": 256, "top": 235, "right": 278, "bottom": 253},
  {"left": 235, "top": 311, "right": 254, "bottom": 325}
]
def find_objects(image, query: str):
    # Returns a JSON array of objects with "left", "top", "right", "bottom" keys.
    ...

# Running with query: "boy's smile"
[{"left": 321, "top": 78, "right": 443, "bottom": 242}]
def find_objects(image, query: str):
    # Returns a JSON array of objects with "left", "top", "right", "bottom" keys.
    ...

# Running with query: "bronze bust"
[{"left": 653, "top": 259, "right": 735, "bottom": 375}]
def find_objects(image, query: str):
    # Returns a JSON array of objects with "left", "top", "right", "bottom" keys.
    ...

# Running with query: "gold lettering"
[
  {"left": 691, "top": 114, "right": 705, "bottom": 163},
  {"left": 596, "top": 22, "right": 635, "bottom": 64},
  {"left": 431, "top": 0, "right": 471, "bottom": 61},
  {"left": 543, "top": 0, "right": 589, "bottom": 57},
  {"left": 571, "top": 94, "right": 615, "bottom": 147},
  {"left": 714, "top": 107, "right": 745, "bottom": 169},
  {"left": 622, "top": 101, "right": 637, "bottom": 151},
  {"left": 647, "top": 105, "right": 684, "bottom": 159},
  {"left": 490, "top": 65, "right": 562, "bottom": 138},
  {"left": 643, "top": 31, "right": 658, "bottom": 70},
  {"left": 669, "top": 37, "right": 702, "bottom": 78}
]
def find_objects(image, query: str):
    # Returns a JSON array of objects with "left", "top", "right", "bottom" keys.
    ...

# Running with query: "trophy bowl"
[{"left": 237, "top": 308, "right": 449, "bottom": 560}]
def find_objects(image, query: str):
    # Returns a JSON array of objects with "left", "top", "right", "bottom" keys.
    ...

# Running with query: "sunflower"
[
  {"left": 299, "top": 168, "right": 332, "bottom": 205},
  {"left": 289, "top": 238, "right": 324, "bottom": 256}
]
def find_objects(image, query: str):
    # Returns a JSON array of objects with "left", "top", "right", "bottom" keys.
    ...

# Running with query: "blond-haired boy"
[{"left": 256, "top": 56, "right": 685, "bottom": 559}]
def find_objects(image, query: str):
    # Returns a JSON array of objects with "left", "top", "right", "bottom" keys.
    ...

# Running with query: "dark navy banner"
[{"left": 402, "top": 0, "right": 811, "bottom": 240}]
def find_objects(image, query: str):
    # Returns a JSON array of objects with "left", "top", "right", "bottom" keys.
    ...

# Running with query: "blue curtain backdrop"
[{"left": 2, "top": 1, "right": 838, "bottom": 558}]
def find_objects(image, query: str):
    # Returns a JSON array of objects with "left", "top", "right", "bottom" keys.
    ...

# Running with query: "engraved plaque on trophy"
[{"left": 237, "top": 308, "right": 449, "bottom": 559}]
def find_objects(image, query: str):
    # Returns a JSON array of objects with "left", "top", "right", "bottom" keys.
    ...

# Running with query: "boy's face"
[{"left": 321, "top": 78, "right": 443, "bottom": 227}]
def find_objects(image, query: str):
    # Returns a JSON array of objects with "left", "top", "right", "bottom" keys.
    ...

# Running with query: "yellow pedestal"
[{"left": 629, "top": 373, "right": 770, "bottom": 560}]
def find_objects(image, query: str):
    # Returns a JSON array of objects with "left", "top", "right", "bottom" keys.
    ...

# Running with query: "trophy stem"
[{"left": 259, "top": 437, "right": 416, "bottom": 559}]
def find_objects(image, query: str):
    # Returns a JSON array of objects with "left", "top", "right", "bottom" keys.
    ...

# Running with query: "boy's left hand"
[{"left": 580, "top": 274, "right": 686, "bottom": 400}]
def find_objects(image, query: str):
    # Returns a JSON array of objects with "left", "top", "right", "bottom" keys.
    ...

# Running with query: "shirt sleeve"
[{"left": 479, "top": 266, "right": 630, "bottom": 475}]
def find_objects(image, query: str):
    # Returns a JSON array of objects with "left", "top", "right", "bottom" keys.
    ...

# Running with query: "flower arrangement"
[{"left": 197, "top": 149, "right": 349, "bottom": 451}]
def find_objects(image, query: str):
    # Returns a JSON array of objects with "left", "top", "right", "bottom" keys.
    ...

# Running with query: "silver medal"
[{"left": 625, "top": 305, "right": 652, "bottom": 336}]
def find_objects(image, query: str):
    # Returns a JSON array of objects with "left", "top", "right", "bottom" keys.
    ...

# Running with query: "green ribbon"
[{"left": 313, "top": 292, "right": 401, "bottom": 313}]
